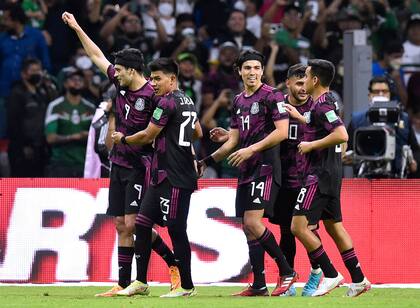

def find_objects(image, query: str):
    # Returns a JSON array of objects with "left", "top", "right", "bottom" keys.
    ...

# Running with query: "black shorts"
[
  {"left": 235, "top": 174, "right": 279, "bottom": 218},
  {"left": 107, "top": 164, "right": 149, "bottom": 217},
  {"left": 269, "top": 186, "right": 299, "bottom": 226},
  {"left": 292, "top": 182, "right": 342, "bottom": 225},
  {"left": 137, "top": 179, "right": 193, "bottom": 227}
]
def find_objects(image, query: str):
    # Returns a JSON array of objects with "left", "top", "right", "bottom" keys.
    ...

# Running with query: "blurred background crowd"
[{"left": 0, "top": 0, "right": 419, "bottom": 178}]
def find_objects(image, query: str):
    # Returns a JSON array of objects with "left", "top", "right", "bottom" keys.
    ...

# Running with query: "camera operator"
[{"left": 344, "top": 76, "right": 418, "bottom": 178}]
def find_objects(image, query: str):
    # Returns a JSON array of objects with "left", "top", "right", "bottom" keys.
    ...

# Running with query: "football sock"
[
  {"left": 134, "top": 223, "right": 153, "bottom": 284},
  {"left": 280, "top": 225, "right": 296, "bottom": 268},
  {"left": 258, "top": 228, "right": 293, "bottom": 276},
  {"left": 168, "top": 224, "right": 194, "bottom": 290},
  {"left": 152, "top": 234, "right": 176, "bottom": 267},
  {"left": 247, "top": 239, "right": 266, "bottom": 289},
  {"left": 308, "top": 230, "right": 321, "bottom": 270},
  {"left": 341, "top": 248, "right": 364, "bottom": 283},
  {"left": 118, "top": 246, "right": 134, "bottom": 288},
  {"left": 308, "top": 245, "right": 338, "bottom": 278}
]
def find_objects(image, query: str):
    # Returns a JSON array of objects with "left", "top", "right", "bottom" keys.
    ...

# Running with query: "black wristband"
[
  {"left": 121, "top": 136, "right": 127, "bottom": 145},
  {"left": 203, "top": 155, "right": 216, "bottom": 167}
]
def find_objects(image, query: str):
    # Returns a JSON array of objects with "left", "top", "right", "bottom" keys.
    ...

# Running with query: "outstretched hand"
[{"left": 209, "top": 127, "right": 229, "bottom": 143}]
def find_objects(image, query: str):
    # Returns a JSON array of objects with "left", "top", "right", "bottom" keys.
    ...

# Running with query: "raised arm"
[{"left": 62, "top": 11, "right": 111, "bottom": 75}]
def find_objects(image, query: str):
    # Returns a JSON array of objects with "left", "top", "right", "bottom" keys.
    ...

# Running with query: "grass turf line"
[{"left": 0, "top": 286, "right": 420, "bottom": 307}]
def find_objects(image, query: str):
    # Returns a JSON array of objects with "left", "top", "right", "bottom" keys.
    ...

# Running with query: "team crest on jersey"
[
  {"left": 134, "top": 98, "right": 145, "bottom": 111},
  {"left": 250, "top": 102, "right": 259, "bottom": 114}
]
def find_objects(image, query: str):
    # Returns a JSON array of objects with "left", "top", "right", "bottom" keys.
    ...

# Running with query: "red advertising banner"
[{"left": 0, "top": 178, "right": 419, "bottom": 284}]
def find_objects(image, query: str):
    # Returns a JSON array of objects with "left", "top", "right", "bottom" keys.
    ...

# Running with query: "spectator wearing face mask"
[
  {"left": 44, "top": 68, "right": 96, "bottom": 177},
  {"left": 160, "top": 13, "right": 209, "bottom": 71},
  {"left": 7, "top": 58, "right": 58, "bottom": 177},
  {"left": 372, "top": 40, "right": 407, "bottom": 106}
]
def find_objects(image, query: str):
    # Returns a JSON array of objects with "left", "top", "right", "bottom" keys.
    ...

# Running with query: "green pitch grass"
[{"left": 0, "top": 286, "right": 419, "bottom": 308}]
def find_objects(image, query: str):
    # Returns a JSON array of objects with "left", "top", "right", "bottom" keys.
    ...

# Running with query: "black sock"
[
  {"left": 152, "top": 234, "right": 176, "bottom": 267},
  {"left": 118, "top": 246, "right": 134, "bottom": 288},
  {"left": 247, "top": 240, "right": 266, "bottom": 289},
  {"left": 134, "top": 221, "right": 153, "bottom": 284},
  {"left": 308, "top": 230, "right": 321, "bottom": 270},
  {"left": 308, "top": 245, "right": 338, "bottom": 278},
  {"left": 341, "top": 248, "right": 364, "bottom": 283},
  {"left": 258, "top": 228, "right": 293, "bottom": 276},
  {"left": 168, "top": 224, "right": 193, "bottom": 290},
  {"left": 280, "top": 226, "right": 296, "bottom": 269}
]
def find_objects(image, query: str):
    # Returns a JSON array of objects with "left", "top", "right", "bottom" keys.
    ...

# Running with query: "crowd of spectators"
[{"left": 0, "top": 0, "right": 419, "bottom": 178}]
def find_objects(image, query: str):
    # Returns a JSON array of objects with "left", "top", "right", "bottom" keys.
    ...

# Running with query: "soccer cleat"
[
  {"left": 346, "top": 277, "right": 371, "bottom": 297},
  {"left": 312, "top": 272, "right": 344, "bottom": 297},
  {"left": 280, "top": 284, "right": 296, "bottom": 297},
  {"left": 160, "top": 287, "right": 197, "bottom": 298},
  {"left": 231, "top": 284, "right": 269, "bottom": 296},
  {"left": 302, "top": 269, "right": 323, "bottom": 296},
  {"left": 94, "top": 284, "right": 123, "bottom": 297},
  {"left": 116, "top": 280, "right": 150, "bottom": 296},
  {"left": 271, "top": 271, "right": 299, "bottom": 296},
  {"left": 169, "top": 266, "right": 181, "bottom": 291}
]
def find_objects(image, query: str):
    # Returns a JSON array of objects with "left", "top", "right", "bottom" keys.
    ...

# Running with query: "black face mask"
[
  {"left": 28, "top": 74, "right": 42, "bottom": 85},
  {"left": 68, "top": 87, "right": 82, "bottom": 96}
]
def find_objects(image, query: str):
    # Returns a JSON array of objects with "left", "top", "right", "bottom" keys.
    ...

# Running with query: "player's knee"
[
  {"left": 114, "top": 217, "right": 127, "bottom": 235},
  {"left": 242, "top": 219, "right": 259, "bottom": 237},
  {"left": 290, "top": 222, "right": 303, "bottom": 237},
  {"left": 125, "top": 220, "right": 136, "bottom": 234}
]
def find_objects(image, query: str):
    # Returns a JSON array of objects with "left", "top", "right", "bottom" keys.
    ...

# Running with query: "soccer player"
[
  {"left": 210, "top": 64, "right": 322, "bottom": 296},
  {"left": 271, "top": 63, "right": 323, "bottom": 297},
  {"left": 111, "top": 58, "right": 202, "bottom": 297},
  {"left": 62, "top": 12, "right": 180, "bottom": 297},
  {"left": 200, "top": 50, "right": 297, "bottom": 297},
  {"left": 289, "top": 59, "right": 371, "bottom": 297}
]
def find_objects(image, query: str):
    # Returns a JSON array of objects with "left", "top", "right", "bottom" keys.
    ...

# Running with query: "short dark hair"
[
  {"left": 176, "top": 13, "right": 194, "bottom": 26},
  {"left": 229, "top": 9, "right": 246, "bottom": 19},
  {"left": 112, "top": 48, "right": 145, "bottom": 73},
  {"left": 308, "top": 59, "right": 335, "bottom": 87},
  {"left": 287, "top": 63, "right": 307, "bottom": 79},
  {"left": 368, "top": 76, "right": 391, "bottom": 92},
  {"left": 148, "top": 57, "right": 179, "bottom": 77},
  {"left": 21, "top": 58, "right": 41, "bottom": 72},
  {"left": 4, "top": 3, "right": 28, "bottom": 25},
  {"left": 235, "top": 49, "right": 264, "bottom": 70}
]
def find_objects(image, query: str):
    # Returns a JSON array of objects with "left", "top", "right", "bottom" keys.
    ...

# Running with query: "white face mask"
[
  {"left": 234, "top": 1, "right": 246, "bottom": 11},
  {"left": 159, "top": 3, "right": 173, "bottom": 17},
  {"left": 75, "top": 55, "right": 93, "bottom": 70}
]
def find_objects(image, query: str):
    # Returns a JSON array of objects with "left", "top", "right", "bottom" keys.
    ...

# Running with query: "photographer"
[{"left": 345, "top": 76, "right": 418, "bottom": 178}]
